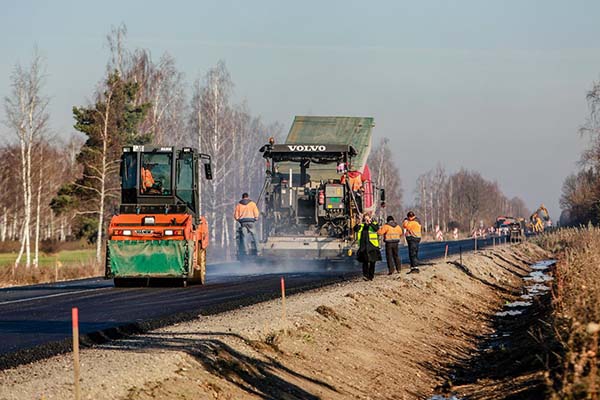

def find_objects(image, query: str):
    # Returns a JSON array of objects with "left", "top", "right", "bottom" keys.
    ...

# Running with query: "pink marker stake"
[
  {"left": 72, "top": 307, "right": 81, "bottom": 400},
  {"left": 281, "top": 277, "right": 287, "bottom": 334}
]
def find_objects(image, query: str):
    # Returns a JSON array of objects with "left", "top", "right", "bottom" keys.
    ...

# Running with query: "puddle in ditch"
[{"left": 493, "top": 260, "right": 555, "bottom": 317}]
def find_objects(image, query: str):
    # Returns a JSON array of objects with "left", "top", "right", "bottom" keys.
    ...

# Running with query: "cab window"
[{"left": 176, "top": 153, "right": 195, "bottom": 212}]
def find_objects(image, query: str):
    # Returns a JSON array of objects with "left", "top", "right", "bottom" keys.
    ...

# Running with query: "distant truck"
[
  {"left": 251, "top": 116, "right": 385, "bottom": 262},
  {"left": 496, "top": 216, "right": 524, "bottom": 242}
]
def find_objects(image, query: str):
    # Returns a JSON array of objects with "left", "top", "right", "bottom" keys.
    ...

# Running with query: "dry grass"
[
  {"left": 0, "top": 259, "right": 102, "bottom": 287},
  {"left": 535, "top": 227, "right": 600, "bottom": 399},
  {"left": 0, "top": 248, "right": 99, "bottom": 287}
]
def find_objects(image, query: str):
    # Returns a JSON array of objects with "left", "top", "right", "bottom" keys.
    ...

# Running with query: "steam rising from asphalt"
[{"left": 208, "top": 258, "right": 360, "bottom": 278}]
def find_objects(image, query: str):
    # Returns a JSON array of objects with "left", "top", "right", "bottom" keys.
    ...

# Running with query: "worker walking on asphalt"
[
  {"left": 402, "top": 211, "right": 422, "bottom": 274},
  {"left": 234, "top": 193, "right": 260, "bottom": 256},
  {"left": 378, "top": 215, "right": 403, "bottom": 274},
  {"left": 354, "top": 213, "right": 382, "bottom": 280}
]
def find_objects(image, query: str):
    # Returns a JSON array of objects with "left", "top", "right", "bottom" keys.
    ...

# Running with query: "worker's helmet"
[
  {"left": 387, "top": 216, "right": 395, "bottom": 222},
  {"left": 242, "top": 192, "right": 249, "bottom": 199}
]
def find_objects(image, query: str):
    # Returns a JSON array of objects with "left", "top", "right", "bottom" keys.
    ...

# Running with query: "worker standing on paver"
[
  {"left": 354, "top": 213, "right": 381, "bottom": 280},
  {"left": 378, "top": 215, "right": 403, "bottom": 274},
  {"left": 402, "top": 211, "right": 422, "bottom": 274}
]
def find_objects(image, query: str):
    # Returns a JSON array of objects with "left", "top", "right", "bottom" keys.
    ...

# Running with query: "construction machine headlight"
[
  {"left": 122, "top": 230, "right": 132, "bottom": 236},
  {"left": 164, "top": 229, "right": 174, "bottom": 236},
  {"left": 143, "top": 216, "right": 155, "bottom": 225}
]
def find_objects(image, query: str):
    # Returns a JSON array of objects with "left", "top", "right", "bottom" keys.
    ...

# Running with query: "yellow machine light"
[{"left": 347, "top": 249, "right": 353, "bottom": 256}]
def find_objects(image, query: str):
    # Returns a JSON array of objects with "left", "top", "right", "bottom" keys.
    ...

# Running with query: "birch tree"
[
  {"left": 189, "top": 64, "right": 278, "bottom": 257},
  {"left": 195, "top": 61, "right": 234, "bottom": 246},
  {"left": 3, "top": 51, "right": 49, "bottom": 268},
  {"left": 51, "top": 73, "right": 149, "bottom": 263},
  {"left": 366, "top": 138, "right": 404, "bottom": 218},
  {"left": 106, "top": 25, "right": 187, "bottom": 146},
  {"left": 560, "top": 77, "right": 600, "bottom": 225}
]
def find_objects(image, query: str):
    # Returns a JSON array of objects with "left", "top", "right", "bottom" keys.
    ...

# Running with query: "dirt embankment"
[{"left": 0, "top": 243, "right": 551, "bottom": 400}]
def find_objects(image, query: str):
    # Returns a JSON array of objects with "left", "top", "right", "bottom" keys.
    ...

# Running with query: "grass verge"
[
  {"left": 534, "top": 227, "right": 600, "bottom": 399},
  {"left": 0, "top": 249, "right": 99, "bottom": 286}
]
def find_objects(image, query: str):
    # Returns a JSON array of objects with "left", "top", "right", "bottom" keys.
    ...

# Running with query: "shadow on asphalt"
[{"left": 102, "top": 331, "right": 337, "bottom": 399}]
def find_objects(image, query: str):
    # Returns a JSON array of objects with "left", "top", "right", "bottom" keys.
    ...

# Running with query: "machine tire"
[{"left": 197, "top": 247, "right": 207, "bottom": 285}]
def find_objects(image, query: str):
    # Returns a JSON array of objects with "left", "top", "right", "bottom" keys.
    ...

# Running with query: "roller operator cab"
[{"left": 105, "top": 145, "right": 213, "bottom": 287}]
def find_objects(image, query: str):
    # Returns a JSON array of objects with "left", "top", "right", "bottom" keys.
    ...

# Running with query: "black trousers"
[
  {"left": 362, "top": 261, "right": 376, "bottom": 280},
  {"left": 385, "top": 242, "right": 401, "bottom": 272},
  {"left": 406, "top": 236, "right": 421, "bottom": 269}
]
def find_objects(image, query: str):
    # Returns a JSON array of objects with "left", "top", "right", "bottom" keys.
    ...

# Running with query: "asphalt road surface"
[{"left": 0, "top": 235, "right": 505, "bottom": 369}]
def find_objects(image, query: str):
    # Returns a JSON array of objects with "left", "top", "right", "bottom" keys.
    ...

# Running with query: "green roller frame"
[{"left": 107, "top": 240, "right": 194, "bottom": 278}]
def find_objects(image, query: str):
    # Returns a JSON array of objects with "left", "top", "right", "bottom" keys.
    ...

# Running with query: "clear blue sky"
[{"left": 1, "top": 0, "right": 599, "bottom": 219}]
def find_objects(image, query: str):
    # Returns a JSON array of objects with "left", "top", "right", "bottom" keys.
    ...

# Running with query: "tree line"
[
  {"left": 409, "top": 164, "right": 530, "bottom": 234},
  {"left": 561, "top": 78, "right": 600, "bottom": 225}
]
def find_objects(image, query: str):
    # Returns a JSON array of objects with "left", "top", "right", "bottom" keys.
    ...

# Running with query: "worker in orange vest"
[
  {"left": 378, "top": 215, "right": 403, "bottom": 274},
  {"left": 402, "top": 211, "right": 422, "bottom": 274},
  {"left": 141, "top": 164, "right": 155, "bottom": 193},
  {"left": 341, "top": 170, "right": 364, "bottom": 211},
  {"left": 234, "top": 193, "right": 260, "bottom": 256}
]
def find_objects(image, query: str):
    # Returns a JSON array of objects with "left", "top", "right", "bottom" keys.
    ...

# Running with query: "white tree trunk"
[
  {"left": 210, "top": 80, "right": 219, "bottom": 245},
  {"left": 33, "top": 146, "right": 43, "bottom": 267},
  {"left": 421, "top": 180, "right": 427, "bottom": 233},
  {"left": 223, "top": 214, "right": 229, "bottom": 259},
  {"left": 15, "top": 135, "right": 30, "bottom": 268},
  {"left": 197, "top": 110, "right": 202, "bottom": 217},
  {"left": 59, "top": 217, "right": 65, "bottom": 242},
  {"left": 1, "top": 207, "right": 6, "bottom": 242},
  {"left": 448, "top": 180, "right": 453, "bottom": 222},
  {"left": 11, "top": 213, "right": 18, "bottom": 241},
  {"left": 96, "top": 92, "right": 112, "bottom": 264}
]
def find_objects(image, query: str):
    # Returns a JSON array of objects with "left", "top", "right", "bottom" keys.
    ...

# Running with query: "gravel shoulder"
[{"left": 0, "top": 243, "right": 551, "bottom": 400}]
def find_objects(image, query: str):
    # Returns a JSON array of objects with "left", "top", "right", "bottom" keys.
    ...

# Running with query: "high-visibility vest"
[
  {"left": 402, "top": 218, "right": 422, "bottom": 238},
  {"left": 378, "top": 223, "right": 403, "bottom": 242},
  {"left": 357, "top": 223, "right": 380, "bottom": 248},
  {"left": 234, "top": 200, "right": 260, "bottom": 222}
]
